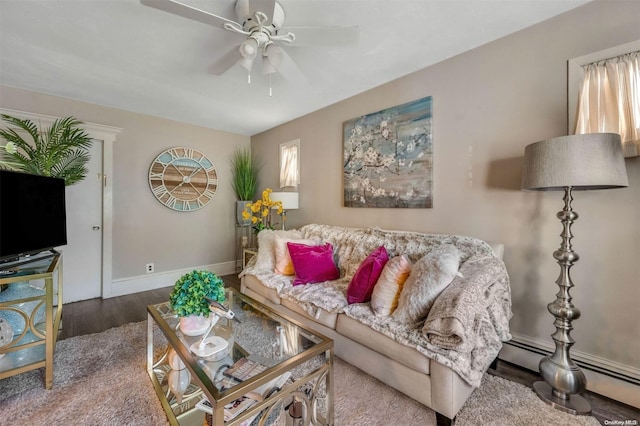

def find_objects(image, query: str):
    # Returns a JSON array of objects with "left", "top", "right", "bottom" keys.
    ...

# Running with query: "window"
[
  {"left": 569, "top": 41, "right": 640, "bottom": 157},
  {"left": 279, "top": 139, "right": 300, "bottom": 188}
]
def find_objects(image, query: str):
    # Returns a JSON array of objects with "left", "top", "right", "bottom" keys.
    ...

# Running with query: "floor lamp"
[
  {"left": 521, "top": 133, "right": 628, "bottom": 415},
  {"left": 269, "top": 192, "right": 299, "bottom": 230}
]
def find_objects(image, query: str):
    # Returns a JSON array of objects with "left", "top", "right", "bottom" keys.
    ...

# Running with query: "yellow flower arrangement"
[{"left": 242, "top": 188, "right": 283, "bottom": 233}]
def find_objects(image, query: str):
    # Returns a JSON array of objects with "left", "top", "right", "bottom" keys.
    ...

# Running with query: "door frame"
[{"left": 0, "top": 108, "right": 122, "bottom": 298}]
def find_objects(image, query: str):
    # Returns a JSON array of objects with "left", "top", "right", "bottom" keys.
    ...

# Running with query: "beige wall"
[
  {"left": 251, "top": 0, "right": 640, "bottom": 370},
  {"left": 0, "top": 85, "right": 249, "bottom": 279}
]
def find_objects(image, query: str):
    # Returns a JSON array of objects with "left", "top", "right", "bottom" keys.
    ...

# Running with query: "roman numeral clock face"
[{"left": 148, "top": 147, "right": 218, "bottom": 211}]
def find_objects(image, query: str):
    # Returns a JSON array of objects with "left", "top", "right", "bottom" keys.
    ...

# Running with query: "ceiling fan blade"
[
  {"left": 263, "top": 45, "right": 306, "bottom": 85},
  {"left": 140, "top": 0, "right": 240, "bottom": 30},
  {"left": 208, "top": 45, "right": 243, "bottom": 75},
  {"left": 283, "top": 26, "right": 360, "bottom": 47}
]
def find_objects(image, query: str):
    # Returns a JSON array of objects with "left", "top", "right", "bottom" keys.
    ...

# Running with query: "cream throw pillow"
[
  {"left": 370, "top": 255, "right": 412, "bottom": 316},
  {"left": 274, "top": 235, "right": 318, "bottom": 275},
  {"left": 253, "top": 229, "right": 302, "bottom": 271},
  {"left": 393, "top": 245, "right": 461, "bottom": 323}
]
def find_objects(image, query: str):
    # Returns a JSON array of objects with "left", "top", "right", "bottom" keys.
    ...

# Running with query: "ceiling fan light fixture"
[
  {"left": 239, "top": 54, "right": 256, "bottom": 73},
  {"left": 240, "top": 38, "right": 258, "bottom": 58}
]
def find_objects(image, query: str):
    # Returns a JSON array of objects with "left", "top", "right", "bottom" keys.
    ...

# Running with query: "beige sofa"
[{"left": 240, "top": 224, "right": 512, "bottom": 425}]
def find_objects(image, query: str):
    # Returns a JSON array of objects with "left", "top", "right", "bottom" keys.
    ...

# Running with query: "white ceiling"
[{"left": 0, "top": 0, "right": 591, "bottom": 136}]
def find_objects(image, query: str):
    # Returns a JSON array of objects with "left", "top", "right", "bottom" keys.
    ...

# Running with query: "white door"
[{"left": 61, "top": 141, "right": 103, "bottom": 302}]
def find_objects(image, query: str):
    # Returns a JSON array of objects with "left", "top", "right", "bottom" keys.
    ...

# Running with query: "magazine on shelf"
[
  {"left": 223, "top": 357, "right": 268, "bottom": 382},
  {"left": 223, "top": 357, "right": 292, "bottom": 400},
  {"left": 195, "top": 396, "right": 256, "bottom": 422},
  {"left": 195, "top": 358, "right": 292, "bottom": 423}
]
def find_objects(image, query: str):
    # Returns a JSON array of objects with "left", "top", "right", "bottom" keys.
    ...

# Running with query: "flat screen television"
[{"left": 0, "top": 170, "right": 67, "bottom": 264}]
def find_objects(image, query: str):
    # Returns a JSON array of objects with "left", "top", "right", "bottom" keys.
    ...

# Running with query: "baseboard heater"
[{"left": 503, "top": 338, "right": 640, "bottom": 387}]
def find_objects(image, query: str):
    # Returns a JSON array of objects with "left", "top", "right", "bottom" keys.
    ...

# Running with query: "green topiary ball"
[{"left": 169, "top": 270, "right": 225, "bottom": 317}]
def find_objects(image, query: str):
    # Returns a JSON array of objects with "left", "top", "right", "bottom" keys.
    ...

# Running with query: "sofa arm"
[{"left": 430, "top": 360, "right": 475, "bottom": 419}]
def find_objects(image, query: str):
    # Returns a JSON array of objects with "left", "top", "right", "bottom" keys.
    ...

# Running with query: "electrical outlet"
[{"left": 146, "top": 263, "right": 154, "bottom": 274}]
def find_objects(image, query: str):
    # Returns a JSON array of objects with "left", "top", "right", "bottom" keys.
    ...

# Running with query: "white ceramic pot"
[{"left": 179, "top": 315, "right": 211, "bottom": 336}]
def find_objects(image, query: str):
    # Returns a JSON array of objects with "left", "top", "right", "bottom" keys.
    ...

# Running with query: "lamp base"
[{"left": 533, "top": 381, "right": 591, "bottom": 416}]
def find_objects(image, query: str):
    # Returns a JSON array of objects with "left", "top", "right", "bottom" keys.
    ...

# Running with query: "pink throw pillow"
[
  {"left": 287, "top": 242, "right": 340, "bottom": 286},
  {"left": 346, "top": 246, "right": 389, "bottom": 304}
]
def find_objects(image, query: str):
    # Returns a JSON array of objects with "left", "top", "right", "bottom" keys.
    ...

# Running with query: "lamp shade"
[
  {"left": 521, "top": 133, "right": 628, "bottom": 191},
  {"left": 270, "top": 192, "right": 299, "bottom": 209}
]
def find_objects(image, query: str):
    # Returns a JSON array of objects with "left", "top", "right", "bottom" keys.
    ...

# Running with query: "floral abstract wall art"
[{"left": 343, "top": 96, "right": 433, "bottom": 208}]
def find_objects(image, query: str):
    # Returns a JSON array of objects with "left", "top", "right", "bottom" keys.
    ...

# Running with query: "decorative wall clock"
[{"left": 149, "top": 147, "right": 218, "bottom": 211}]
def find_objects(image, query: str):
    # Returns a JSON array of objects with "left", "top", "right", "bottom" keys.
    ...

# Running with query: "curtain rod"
[{"left": 581, "top": 50, "right": 639, "bottom": 68}]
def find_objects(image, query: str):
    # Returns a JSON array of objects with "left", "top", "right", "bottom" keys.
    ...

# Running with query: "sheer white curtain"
[
  {"left": 279, "top": 143, "right": 299, "bottom": 188},
  {"left": 574, "top": 51, "right": 640, "bottom": 157}
]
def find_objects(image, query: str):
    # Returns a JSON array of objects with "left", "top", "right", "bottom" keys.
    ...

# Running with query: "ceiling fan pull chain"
[
  {"left": 269, "top": 74, "right": 273, "bottom": 97},
  {"left": 248, "top": 73, "right": 251, "bottom": 84}
]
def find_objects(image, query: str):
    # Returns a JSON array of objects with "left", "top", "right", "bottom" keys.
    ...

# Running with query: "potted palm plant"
[
  {"left": 0, "top": 114, "right": 92, "bottom": 186},
  {"left": 230, "top": 147, "right": 260, "bottom": 225},
  {"left": 169, "top": 270, "right": 226, "bottom": 336}
]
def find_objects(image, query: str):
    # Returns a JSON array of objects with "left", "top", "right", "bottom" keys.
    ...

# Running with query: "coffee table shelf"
[{"left": 147, "top": 288, "right": 334, "bottom": 425}]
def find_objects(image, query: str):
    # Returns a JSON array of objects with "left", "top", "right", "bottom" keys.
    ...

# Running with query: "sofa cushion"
[
  {"left": 347, "top": 246, "right": 389, "bottom": 304},
  {"left": 336, "top": 314, "right": 430, "bottom": 374},
  {"left": 253, "top": 229, "right": 303, "bottom": 270},
  {"left": 242, "top": 275, "right": 282, "bottom": 305},
  {"left": 274, "top": 235, "right": 318, "bottom": 275},
  {"left": 393, "top": 244, "right": 461, "bottom": 323},
  {"left": 288, "top": 242, "right": 340, "bottom": 286},
  {"left": 280, "top": 279, "right": 349, "bottom": 319},
  {"left": 281, "top": 297, "right": 339, "bottom": 329},
  {"left": 371, "top": 254, "right": 412, "bottom": 316},
  {"left": 298, "top": 224, "right": 384, "bottom": 280}
]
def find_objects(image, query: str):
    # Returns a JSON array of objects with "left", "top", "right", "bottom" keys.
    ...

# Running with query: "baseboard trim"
[
  {"left": 106, "top": 261, "right": 237, "bottom": 298},
  {"left": 500, "top": 333, "right": 640, "bottom": 409}
]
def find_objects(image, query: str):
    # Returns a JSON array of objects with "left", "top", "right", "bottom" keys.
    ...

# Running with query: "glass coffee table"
[{"left": 147, "top": 287, "right": 334, "bottom": 425}]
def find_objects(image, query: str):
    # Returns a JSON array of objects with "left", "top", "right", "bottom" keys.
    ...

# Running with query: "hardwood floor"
[
  {"left": 491, "top": 361, "right": 639, "bottom": 424},
  {"left": 59, "top": 274, "right": 639, "bottom": 424},
  {"left": 58, "top": 274, "right": 241, "bottom": 340}
]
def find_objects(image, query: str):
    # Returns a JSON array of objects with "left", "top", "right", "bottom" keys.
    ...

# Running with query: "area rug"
[{"left": 0, "top": 321, "right": 600, "bottom": 426}]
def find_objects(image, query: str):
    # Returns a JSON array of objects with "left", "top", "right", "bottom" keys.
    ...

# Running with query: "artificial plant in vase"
[
  {"left": 230, "top": 147, "right": 260, "bottom": 225},
  {"left": 0, "top": 114, "right": 93, "bottom": 186},
  {"left": 169, "top": 270, "right": 226, "bottom": 336},
  {"left": 242, "top": 188, "right": 283, "bottom": 234}
]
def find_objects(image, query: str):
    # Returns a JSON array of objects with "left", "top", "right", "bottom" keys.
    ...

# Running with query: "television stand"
[{"left": 0, "top": 251, "right": 63, "bottom": 389}]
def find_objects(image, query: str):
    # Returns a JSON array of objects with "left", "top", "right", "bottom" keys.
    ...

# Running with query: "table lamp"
[
  {"left": 521, "top": 133, "right": 628, "bottom": 415},
  {"left": 270, "top": 192, "right": 299, "bottom": 230}
]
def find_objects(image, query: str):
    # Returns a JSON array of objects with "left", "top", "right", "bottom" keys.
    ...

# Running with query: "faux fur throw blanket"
[
  {"left": 241, "top": 224, "right": 512, "bottom": 387},
  {"left": 423, "top": 256, "right": 512, "bottom": 352}
]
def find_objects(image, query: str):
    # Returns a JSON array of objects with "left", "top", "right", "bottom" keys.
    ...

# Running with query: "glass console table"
[
  {"left": 147, "top": 288, "right": 334, "bottom": 426},
  {"left": 0, "top": 250, "right": 63, "bottom": 389}
]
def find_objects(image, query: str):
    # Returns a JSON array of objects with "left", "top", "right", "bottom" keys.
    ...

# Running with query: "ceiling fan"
[{"left": 140, "top": 0, "right": 359, "bottom": 91}]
